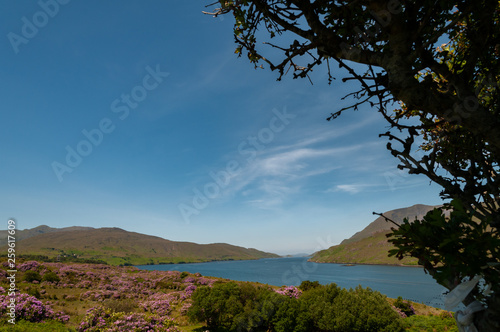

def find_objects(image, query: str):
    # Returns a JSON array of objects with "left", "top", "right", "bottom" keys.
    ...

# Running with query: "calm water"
[{"left": 137, "top": 257, "right": 447, "bottom": 308}]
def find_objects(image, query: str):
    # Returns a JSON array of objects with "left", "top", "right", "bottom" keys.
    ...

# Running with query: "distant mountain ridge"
[
  {"left": 310, "top": 204, "right": 441, "bottom": 265},
  {"left": 1, "top": 226, "right": 279, "bottom": 265},
  {"left": 0, "top": 225, "right": 94, "bottom": 247}
]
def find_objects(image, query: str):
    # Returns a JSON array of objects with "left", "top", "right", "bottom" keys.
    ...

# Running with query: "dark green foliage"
[
  {"left": 23, "top": 270, "right": 42, "bottom": 283},
  {"left": 188, "top": 282, "right": 242, "bottom": 330},
  {"left": 271, "top": 296, "right": 311, "bottom": 332},
  {"left": 300, "top": 283, "right": 341, "bottom": 330},
  {"left": 188, "top": 282, "right": 403, "bottom": 332},
  {"left": 298, "top": 280, "right": 320, "bottom": 291},
  {"left": 301, "top": 284, "right": 403, "bottom": 332},
  {"left": 331, "top": 286, "right": 403, "bottom": 332},
  {"left": 26, "top": 286, "right": 41, "bottom": 299},
  {"left": 42, "top": 271, "right": 60, "bottom": 283},
  {"left": 388, "top": 199, "right": 500, "bottom": 297}
]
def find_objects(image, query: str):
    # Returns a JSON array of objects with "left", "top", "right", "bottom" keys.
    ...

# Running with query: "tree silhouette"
[{"left": 207, "top": 1, "right": 500, "bottom": 330}]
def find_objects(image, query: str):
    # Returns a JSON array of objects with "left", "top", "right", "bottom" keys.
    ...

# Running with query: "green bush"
[
  {"left": 189, "top": 282, "right": 243, "bottom": 329},
  {"left": 298, "top": 280, "right": 320, "bottom": 291},
  {"left": 271, "top": 296, "right": 311, "bottom": 332},
  {"left": 300, "top": 283, "right": 341, "bottom": 330},
  {"left": 23, "top": 270, "right": 42, "bottom": 283},
  {"left": 331, "top": 286, "right": 403, "bottom": 332},
  {"left": 42, "top": 271, "right": 60, "bottom": 283},
  {"left": 189, "top": 282, "right": 404, "bottom": 332},
  {"left": 26, "top": 286, "right": 41, "bottom": 299}
]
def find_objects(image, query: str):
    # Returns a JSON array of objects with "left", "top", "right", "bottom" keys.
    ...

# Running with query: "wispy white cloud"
[
  {"left": 217, "top": 143, "right": 366, "bottom": 209},
  {"left": 329, "top": 184, "right": 367, "bottom": 194},
  {"left": 257, "top": 148, "right": 344, "bottom": 176}
]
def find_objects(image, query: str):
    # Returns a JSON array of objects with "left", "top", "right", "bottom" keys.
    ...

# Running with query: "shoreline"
[{"left": 308, "top": 259, "right": 424, "bottom": 268}]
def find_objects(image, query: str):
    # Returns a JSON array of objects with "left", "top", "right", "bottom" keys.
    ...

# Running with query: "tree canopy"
[{"left": 207, "top": 1, "right": 500, "bottom": 330}]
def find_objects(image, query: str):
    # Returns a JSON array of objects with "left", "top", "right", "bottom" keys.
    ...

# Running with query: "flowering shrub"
[
  {"left": 394, "top": 296, "right": 416, "bottom": 317},
  {"left": 0, "top": 292, "right": 69, "bottom": 323},
  {"left": 184, "top": 284, "right": 197, "bottom": 296},
  {"left": 275, "top": 285, "right": 302, "bottom": 299},
  {"left": 392, "top": 305, "right": 409, "bottom": 318},
  {"left": 139, "top": 293, "right": 172, "bottom": 316},
  {"left": 18, "top": 261, "right": 40, "bottom": 272},
  {"left": 182, "top": 276, "right": 196, "bottom": 283},
  {"left": 78, "top": 306, "right": 179, "bottom": 332},
  {"left": 196, "top": 277, "right": 216, "bottom": 286},
  {"left": 1, "top": 261, "right": 220, "bottom": 328},
  {"left": 180, "top": 302, "right": 192, "bottom": 315},
  {"left": 76, "top": 280, "right": 93, "bottom": 288}
]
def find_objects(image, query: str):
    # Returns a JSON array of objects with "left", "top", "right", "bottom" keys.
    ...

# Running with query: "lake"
[{"left": 137, "top": 257, "right": 448, "bottom": 308}]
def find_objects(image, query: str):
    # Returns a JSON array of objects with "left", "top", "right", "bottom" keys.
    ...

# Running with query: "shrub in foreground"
[
  {"left": 300, "top": 284, "right": 403, "bottom": 332},
  {"left": 78, "top": 306, "right": 179, "bottom": 332},
  {"left": 0, "top": 292, "right": 69, "bottom": 323},
  {"left": 188, "top": 282, "right": 404, "bottom": 332}
]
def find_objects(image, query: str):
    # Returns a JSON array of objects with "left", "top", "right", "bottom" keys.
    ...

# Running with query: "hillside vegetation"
[
  {"left": 311, "top": 231, "right": 419, "bottom": 265},
  {"left": 1, "top": 226, "right": 279, "bottom": 265},
  {"left": 310, "top": 204, "right": 439, "bottom": 265}
]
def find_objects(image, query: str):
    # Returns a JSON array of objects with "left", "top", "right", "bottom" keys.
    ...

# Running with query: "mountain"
[
  {"left": 2, "top": 226, "right": 279, "bottom": 265},
  {"left": 310, "top": 204, "right": 440, "bottom": 265},
  {"left": 0, "top": 225, "right": 94, "bottom": 247},
  {"left": 341, "top": 204, "right": 439, "bottom": 245}
]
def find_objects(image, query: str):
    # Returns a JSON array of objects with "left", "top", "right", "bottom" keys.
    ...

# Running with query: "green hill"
[
  {"left": 310, "top": 204, "right": 441, "bottom": 265},
  {"left": 3, "top": 226, "right": 279, "bottom": 265},
  {"left": 310, "top": 230, "right": 419, "bottom": 265}
]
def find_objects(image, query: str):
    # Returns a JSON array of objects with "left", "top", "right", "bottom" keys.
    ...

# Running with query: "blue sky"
[{"left": 0, "top": 1, "right": 444, "bottom": 255}]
